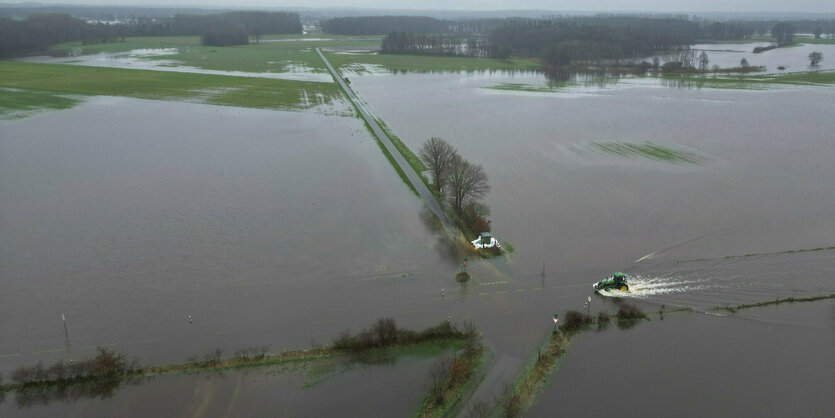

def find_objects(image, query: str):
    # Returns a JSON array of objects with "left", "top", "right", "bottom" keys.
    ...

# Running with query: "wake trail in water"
[{"left": 596, "top": 274, "right": 718, "bottom": 298}]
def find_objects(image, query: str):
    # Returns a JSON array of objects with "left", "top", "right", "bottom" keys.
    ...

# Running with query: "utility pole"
[{"left": 62, "top": 313, "right": 69, "bottom": 342}]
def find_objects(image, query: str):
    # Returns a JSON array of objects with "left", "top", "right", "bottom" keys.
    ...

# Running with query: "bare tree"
[
  {"left": 698, "top": 51, "right": 709, "bottom": 71},
  {"left": 446, "top": 155, "right": 489, "bottom": 212},
  {"left": 419, "top": 137, "right": 457, "bottom": 191}
]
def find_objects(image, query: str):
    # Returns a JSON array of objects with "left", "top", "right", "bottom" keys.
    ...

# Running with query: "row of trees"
[
  {"left": 419, "top": 137, "right": 491, "bottom": 234},
  {"left": 321, "top": 16, "right": 505, "bottom": 36},
  {"left": 0, "top": 11, "right": 301, "bottom": 57},
  {"left": 489, "top": 17, "right": 699, "bottom": 62},
  {"left": 381, "top": 32, "right": 489, "bottom": 57},
  {"left": 201, "top": 29, "right": 249, "bottom": 46}
]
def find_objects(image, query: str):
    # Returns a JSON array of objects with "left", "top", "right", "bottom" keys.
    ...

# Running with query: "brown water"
[
  {"left": 529, "top": 301, "right": 835, "bottom": 417},
  {"left": 2, "top": 53, "right": 834, "bottom": 415}
]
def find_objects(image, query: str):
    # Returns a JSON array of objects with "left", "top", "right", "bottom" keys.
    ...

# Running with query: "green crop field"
[
  {"left": 0, "top": 61, "right": 345, "bottom": 114},
  {"left": 52, "top": 35, "right": 382, "bottom": 74}
]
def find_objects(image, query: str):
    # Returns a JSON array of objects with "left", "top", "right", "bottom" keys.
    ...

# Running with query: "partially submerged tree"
[
  {"left": 809, "top": 51, "right": 823, "bottom": 67},
  {"left": 419, "top": 137, "right": 458, "bottom": 191},
  {"left": 739, "top": 57, "right": 750, "bottom": 69},
  {"left": 698, "top": 51, "right": 710, "bottom": 71},
  {"left": 446, "top": 155, "right": 489, "bottom": 212}
]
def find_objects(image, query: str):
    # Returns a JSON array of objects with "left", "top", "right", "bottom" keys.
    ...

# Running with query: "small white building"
[{"left": 472, "top": 232, "right": 500, "bottom": 249}]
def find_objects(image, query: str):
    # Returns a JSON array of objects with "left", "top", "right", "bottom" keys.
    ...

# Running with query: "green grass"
[
  {"left": 53, "top": 35, "right": 382, "bottom": 74},
  {"left": 797, "top": 37, "right": 835, "bottom": 45},
  {"left": 0, "top": 61, "right": 343, "bottom": 111},
  {"left": 662, "top": 70, "right": 835, "bottom": 89},
  {"left": 0, "top": 87, "right": 82, "bottom": 118},
  {"left": 593, "top": 141, "right": 705, "bottom": 164},
  {"left": 324, "top": 51, "right": 541, "bottom": 74}
]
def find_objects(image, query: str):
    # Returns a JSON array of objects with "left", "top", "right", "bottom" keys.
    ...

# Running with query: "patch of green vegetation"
[
  {"left": 593, "top": 141, "right": 704, "bottom": 164},
  {"left": 325, "top": 51, "right": 541, "bottom": 74},
  {"left": 0, "top": 87, "right": 83, "bottom": 118},
  {"left": 0, "top": 62, "right": 342, "bottom": 111},
  {"left": 413, "top": 329, "right": 485, "bottom": 418},
  {"left": 1, "top": 319, "right": 476, "bottom": 399},
  {"left": 662, "top": 70, "right": 835, "bottom": 89}
]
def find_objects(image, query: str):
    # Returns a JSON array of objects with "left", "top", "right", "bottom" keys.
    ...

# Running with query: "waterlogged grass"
[
  {"left": 593, "top": 141, "right": 705, "bottom": 164},
  {"left": 53, "top": 35, "right": 381, "bottom": 74},
  {"left": 0, "top": 61, "right": 342, "bottom": 111},
  {"left": 662, "top": 70, "right": 835, "bottom": 90},
  {"left": 0, "top": 87, "right": 83, "bottom": 118},
  {"left": 324, "top": 51, "right": 541, "bottom": 74}
]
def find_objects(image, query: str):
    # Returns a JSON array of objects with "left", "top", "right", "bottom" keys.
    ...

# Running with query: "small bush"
[
  {"left": 596, "top": 311, "right": 610, "bottom": 330},
  {"left": 559, "top": 310, "right": 591, "bottom": 334},
  {"left": 615, "top": 303, "right": 646, "bottom": 329},
  {"left": 456, "top": 271, "right": 471, "bottom": 282}
]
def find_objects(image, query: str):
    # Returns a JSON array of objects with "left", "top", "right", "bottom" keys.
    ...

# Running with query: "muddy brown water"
[{"left": 2, "top": 46, "right": 834, "bottom": 415}]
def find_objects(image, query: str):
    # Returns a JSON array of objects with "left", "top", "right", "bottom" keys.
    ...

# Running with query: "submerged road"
[{"left": 316, "top": 48, "right": 452, "bottom": 229}]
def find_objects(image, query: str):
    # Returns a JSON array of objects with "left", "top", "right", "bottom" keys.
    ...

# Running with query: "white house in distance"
[{"left": 471, "top": 232, "right": 500, "bottom": 249}]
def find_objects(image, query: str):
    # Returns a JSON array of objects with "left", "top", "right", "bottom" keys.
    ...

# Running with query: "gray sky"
[{"left": 16, "top": 1, "right": 835, "bottom": 13}]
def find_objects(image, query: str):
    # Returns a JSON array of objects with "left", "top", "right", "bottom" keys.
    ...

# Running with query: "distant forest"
[
  {"left": 371, "top": 15, "right": 835, "bottom": 69},
  {"left": 0, "top": 11, "right": 301, "bottom": 56},
  {"left": 321, "top": 16, "right": 505, "bottom": 35}
]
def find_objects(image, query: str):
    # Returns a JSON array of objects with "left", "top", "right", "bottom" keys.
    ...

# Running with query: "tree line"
[
  {"left": 0, "top": 11, "right": 301, "bottom": 57},
  {"left": 381, "top": 32, "right": 489, "bottom": 57},
  {"left": 321, "top": 15, "right": 505, "bottom": 36}
]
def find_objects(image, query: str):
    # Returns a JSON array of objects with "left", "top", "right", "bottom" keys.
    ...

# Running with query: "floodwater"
[
  {"left": 690, "top": 42, "right": 835, "bottom": 72},
  {"left": 1, "top": 351, "right": 439, "bottom": 416},
  {"left": 346, "top": 64, "right": 835, "bottom": 406},
  {"left": 2, "top": 40, "right": 834, "bottom": 415},
  {"left": 18, "top": 49, "right": 334, "bottom": 83},
  {"left": 528, "top": 301, "right": 835, "bottom": 417},
  {"left": 0, "top": 97, "right": 459, "bottom": 376}
]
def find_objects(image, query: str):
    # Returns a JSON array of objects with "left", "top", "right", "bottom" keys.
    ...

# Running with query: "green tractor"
[{"left": 593, "top": 272, "right": 630, "bottom": 292}]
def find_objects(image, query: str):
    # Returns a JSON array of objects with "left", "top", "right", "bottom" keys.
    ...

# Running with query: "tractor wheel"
[{"left": 620, "top": 285, "right": 628, "bottom": 291}]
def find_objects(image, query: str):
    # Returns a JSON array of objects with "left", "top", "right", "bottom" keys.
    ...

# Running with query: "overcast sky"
[{"left": 16, "top": 1, "right": 835, "bottom": 13}]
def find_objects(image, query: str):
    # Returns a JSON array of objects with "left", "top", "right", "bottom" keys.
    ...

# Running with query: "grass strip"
[
  {"left": 0, "top": 320, "right": 475, "bottom": 396},
  {"left": 714, "top": 293, "right": 835, "bottom": 313},
  {"left": 593, "top": 141, "right": 704, "bottom": 164}
]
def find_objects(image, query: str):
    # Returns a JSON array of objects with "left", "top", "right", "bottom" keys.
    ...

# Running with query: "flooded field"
[
  {"left": 18, "top": 49, "right": 334, "bottom": 83},
  {"left": 528, "top": 301, "right": 835, "bottom": 417},
  {"left": 2, "top": 37, "right": 834, "bottom": 415},
  {"left": 0, "top": 97, "right": 458, "bottom": 376},
  {"left": 1, "top": 351, "right": 439, "bottom": 416},
  {"left": 346, "top": 65, "right": 835, "bottom": 405}
]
